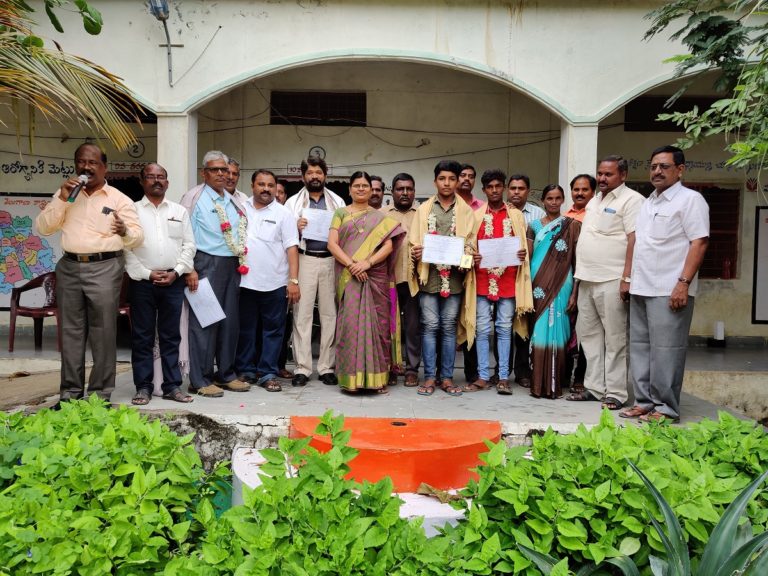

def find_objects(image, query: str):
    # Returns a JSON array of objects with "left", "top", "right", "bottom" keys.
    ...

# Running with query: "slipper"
[
  {"left": 162, "top": 388, "right": 193, "bottom": 403},
  {"left": 440, "top": 379, "right": 462, "bottom": 397},
  {"left": 462, "top": 379, "right": 489, "bottom": 393},
  {"left": 376, "top": 386, "right": 390, "bottom": 395},
  {"left": 417, "top": 379, "right": 436, "bottom": 396},
  {"left": 601, "top": 397, "right": 623, "bottom": 410},
  {"left": 404, "top": 374, "right": 419, "bottom": 387},
  {"left": 260, "top": 379, "right": 282, "bottom": 393},
  {"left": 619, "top": 405, "right": 651, "bottom": 419},
  {"left": 497, "top": 380, "right": 513, "bottom": 395},
  {"left": 565, "top": 391, "right": 595, "bottom": 401},
  {"left": 131, "top": 390, "right": 151, "bottom": 405}
]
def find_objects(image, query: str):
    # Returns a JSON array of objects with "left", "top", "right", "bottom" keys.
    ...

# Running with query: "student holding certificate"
[
  {"left": 408, "top": 160, "right": 477, "bottom": 397},
  {"left": 467, "top": 169, "right": 533, "bottom": 395}
]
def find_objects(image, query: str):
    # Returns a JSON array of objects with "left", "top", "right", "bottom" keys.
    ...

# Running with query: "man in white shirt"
[
  {"left": 620, "top": 145, "right": 709, "bottom": 423},
  {"left": 235, "top": 169, "right": 300, "bottom": 392},
  {"left": 284, "top": 157, "right": 345, "bottom": 387},
  {"left": 125, "top": 163, "right": 196, "bottom": 405},
  {"left": 226, "top": 158, "right": 249, "bottom": 203},
  {"left": 571, "top": 156, "right": 644, "bottom": 409}
]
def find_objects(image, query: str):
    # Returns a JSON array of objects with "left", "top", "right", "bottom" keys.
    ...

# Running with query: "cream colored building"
[{"left": 1, "top": 0, "right": 765, "bottom": 341}]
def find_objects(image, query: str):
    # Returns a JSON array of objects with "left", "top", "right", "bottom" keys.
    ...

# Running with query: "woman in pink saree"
[{"left": 327, "top": 172, "right": 405, "bottom": 393}]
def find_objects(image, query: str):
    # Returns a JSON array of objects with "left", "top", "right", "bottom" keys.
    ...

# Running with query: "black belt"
[
  {"left": 64, "top": 250, "right": 123, "bottom": 263},
  {"left": 299, "top": 248, "right": 332, "bottom": 258}
]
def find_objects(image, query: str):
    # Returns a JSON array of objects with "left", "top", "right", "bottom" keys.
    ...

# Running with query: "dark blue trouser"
[
  {"left": 130, "top": 276, "right": 185, "bottom": 395},
  {"left": 235, "top": 286, "right": 287, "bottom": 384}
]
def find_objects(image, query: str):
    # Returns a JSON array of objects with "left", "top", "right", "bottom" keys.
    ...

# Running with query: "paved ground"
[{"left": 3, "top": 331, "right": 764, "bottom": 432}]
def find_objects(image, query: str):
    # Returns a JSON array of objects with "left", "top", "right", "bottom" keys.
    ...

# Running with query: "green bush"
[
  {"left": 453, "top": 410, "right": 768, "bottom": 575},
  {"left": 0, "top": 396, "right": 227, "bottom": 575}
]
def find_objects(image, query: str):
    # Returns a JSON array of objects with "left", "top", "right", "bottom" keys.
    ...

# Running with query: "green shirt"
[{"left": 424, "top": 199, "right": 465, "bottom": 294}]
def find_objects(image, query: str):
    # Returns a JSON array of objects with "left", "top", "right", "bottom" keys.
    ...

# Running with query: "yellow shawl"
[
  {"left": 473, "top": 204, "right": 534, "bottom": 339},
  {"left": 407, "top": 195, "right": 477, "bottom": 347}
]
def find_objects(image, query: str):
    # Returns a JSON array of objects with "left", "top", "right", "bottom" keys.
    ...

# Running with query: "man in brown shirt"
[
  {"left": 35, "top": 143, "right": 143, "bottom": 403},
  {"left": 381, "top": 173, "right": 420, "bottom": 386}
]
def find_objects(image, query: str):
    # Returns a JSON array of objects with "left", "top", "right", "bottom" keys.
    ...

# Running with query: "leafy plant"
[
  {"left": 516, "top": 462, "right": 768, "bottom": 576},
  {"left": 451, "top": 410, "right": 768, "bottom": 575},
  {"left": 0, "top": 396, "right": 228, "bottom": 575}
]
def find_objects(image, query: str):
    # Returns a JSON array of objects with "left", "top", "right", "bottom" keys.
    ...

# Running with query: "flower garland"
[
  {"left": 482, "top": 212, "right": 513, "bottom": 301},
  {"left": 213, "top": 203, "right": 249, "bottom": 274},
  {"left": 427, "top": 210, "right": 456, "bottom": 298}
]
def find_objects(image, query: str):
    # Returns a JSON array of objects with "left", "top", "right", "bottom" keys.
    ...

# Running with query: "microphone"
[{"left": 67, "top": 174, "right": 89, "bottom": 203}]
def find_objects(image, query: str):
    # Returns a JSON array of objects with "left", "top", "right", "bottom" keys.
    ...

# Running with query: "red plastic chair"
[{"left": 8, "top": 272, "right": 61, "bottom": 352}]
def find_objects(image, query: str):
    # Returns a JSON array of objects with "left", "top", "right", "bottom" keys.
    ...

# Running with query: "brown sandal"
[
  {"left": 619, "top": 405, "right": 651, "bottom": 419},
  {"left": 131, "top": 390, "right": 151, "bottom": 405},
  {"left": 440, "top": 379, "right": 462, "bottom": 396},
  {"left": 463, "top": 379, "right": 489, "bottom": 392},
  {"left": 260, "top": 379, "right": 282, "bottom": 392},
  {"left": 404, "top": 374, "right": 419, "bottom": 387},
  {"left": 162, "top": 388, "right": 193, "bottom": 403},
  {"left": 497, "top": 380, "right": 513, "bottom": 395}
]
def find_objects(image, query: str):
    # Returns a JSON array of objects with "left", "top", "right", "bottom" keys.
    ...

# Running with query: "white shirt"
[
  {"left": 575, "top": 184, "right": 644, "bottom": 282},
  {"left": 125, "top": 196, "right": 196, "bottom": 281},
  {"left": 240, "top": 199, "right": 299, "bottom": 292},
  {"left": 631, "top": 181, "right": 709, "bottom": 297}
]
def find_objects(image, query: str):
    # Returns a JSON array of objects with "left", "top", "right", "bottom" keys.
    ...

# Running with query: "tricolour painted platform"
[{"left": 290, "top": 416, "right": 502, "bottom": 492}]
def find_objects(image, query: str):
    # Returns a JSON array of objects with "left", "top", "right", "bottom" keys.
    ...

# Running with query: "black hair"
[
  {"left": 507, "top": 173, "right": 530, "bottom": 188},
  {"left": 650, "top": 145, "right": 685, "bottom": 165},
  {"left": 600, "top": 154, "right": 629, "bottom": 174},
  {"left": 433, "top": 160, "right": 462, "bottom": 179},
  {"left": 75, "top": 143, "right": 107, "bottom": 164},
  {"left": 251, "top": 169, "right": 277, "bottom": 184},
  {"left": 481, "top": 169, "right": 507, "bottom": 188},
  {"left": 350, "top": 171, "right": 372, "bottom": 186},
  {"left": 392, "top": 172, "right": 415, "bottom": 188},
  {"left": 459, "top": 163, "right": 476, "bottom": 177},
  {"left": 570, "top": 173, "right": 596, "bottom": 191},
  {"left": 541, "top": 184, "right": 565, "bottom": 200},
  {"left": 301, "top": 156, "right": 328, "bottom": 176}
]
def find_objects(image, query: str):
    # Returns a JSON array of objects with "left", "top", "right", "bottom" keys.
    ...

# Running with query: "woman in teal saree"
[
  {"left": 527, "top": 185, "right": 581, "bottom": 399},
  {"left": 327, "top": 172, "right": 405, "bottom": 393}
]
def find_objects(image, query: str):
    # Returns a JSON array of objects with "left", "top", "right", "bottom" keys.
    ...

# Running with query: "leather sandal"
[
  {"left": 619, "top": 405, "right": 651, "bottom": 419},
  {"left": 417, "top": 379, "right": 436, "bottom": 396},
  {"left": 497, "top": 380, "right": 513, "bottom": 395},
  {"left": 463, "top": 378, "right": 489, "bottom": 392},
  {"left": 404, "top": 374, "right": 419, "bottom": 387},
  {"left": 440, "top": 379, "right": 462, "bottom": 396},
  {"left": 131, "top": 390, "right": 151, "bottom": 405}
]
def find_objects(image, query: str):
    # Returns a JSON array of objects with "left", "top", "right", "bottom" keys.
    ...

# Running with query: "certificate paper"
[
  {"left": 422, "top": 234, "right": 465, "bottom": 266},
  {"left": 302, "top": 208, "right": 334, "bottom": 242},
  {"left": 478, "top": 237, "right": 521, "bottom": 268},
  {"left": 185, "top": 278, "right": 226, "bottom": 328}
]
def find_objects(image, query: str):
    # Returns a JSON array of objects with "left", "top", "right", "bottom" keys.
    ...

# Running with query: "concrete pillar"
[
  {"left": 157, "top": 112, "right": 198, "bottom": 201},
  {"left": 558, "top": 121, "right": 598, "bottom": 208}
]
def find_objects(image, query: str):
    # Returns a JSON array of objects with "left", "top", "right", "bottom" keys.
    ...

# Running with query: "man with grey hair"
[
  {"left": 571, "top": 155, "right": 643, "bottom": 410},
  {"left": 180, "top": 151, "right": 251, "bottom": 396}
]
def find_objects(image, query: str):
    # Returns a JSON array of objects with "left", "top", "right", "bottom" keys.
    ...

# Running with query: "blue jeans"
[
  {"left": 420, "top": 292, "right": 461, "bottom": 380},
  {"left": 235, "top": 286, "right": 287, "bottom": 384},
  {"left": 476, "top": 296, "right": 515, "bottom": 380}
]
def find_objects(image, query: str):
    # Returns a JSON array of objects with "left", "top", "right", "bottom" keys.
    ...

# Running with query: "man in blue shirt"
[{"left": 181, "top": 150, "right": 251, "bottom": 397}]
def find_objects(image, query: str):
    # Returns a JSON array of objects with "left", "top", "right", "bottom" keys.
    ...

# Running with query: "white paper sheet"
[
  {"left": 185, "top": 277, "right": 225, "bottom": 328},
  {"left": 478, "top": 237, "right": 521, "bottom": 268},
  {"left": 421, "top": 234, "right": 465, "bottom": 266},
  {"left": 301, "top": 208, "right": 334, "bottom": 242}
]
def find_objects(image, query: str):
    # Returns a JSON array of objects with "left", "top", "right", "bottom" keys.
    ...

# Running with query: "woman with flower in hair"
[
  {"left": 327, "top": 172, "right": 405, "bottom": 394},
  {"left": 527, "top": 184, "right": 581, "bottom": 399}
]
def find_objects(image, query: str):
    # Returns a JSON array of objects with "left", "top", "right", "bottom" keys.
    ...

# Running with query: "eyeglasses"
[
  {"left": 650, "top": 163, "right": 677, "bottom": 171},
  {"left": 351, "top": 183, "right": 371, "bottom": 190},
  {"left": 205, "top": 167, "right": 229, "bottom": 174},
  {"left": 143, "top": 174, "right": 167, "bottom": 182}
]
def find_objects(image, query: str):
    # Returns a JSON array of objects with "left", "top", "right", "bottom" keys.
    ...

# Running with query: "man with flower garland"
[
  {"left": 408, "top": 160, "right": 477, "bottom": 397},
  {"left": 468, "top": 169, "right": 533, "bottom": 395},
  {"left": 181, "top": 150, "right": 251, "bottom": 397}
]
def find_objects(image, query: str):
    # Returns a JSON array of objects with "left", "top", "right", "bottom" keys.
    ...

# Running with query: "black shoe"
[
  {"left": 319, "top": 373, "right": 338, "bottom": 386},
  {"left": 292, "top": 374, "right": 309, "bottom": 387}
]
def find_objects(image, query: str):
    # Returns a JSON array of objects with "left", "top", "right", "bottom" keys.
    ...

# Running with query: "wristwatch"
[
  {"left": 289, "top": 278, "right": 299, "bottom": 285},
  {"left": 678, "top": 276, "right": 690, "bottom": 285},
  {"left": 622, "top": 276, "right": 631, "bottom": 283}
]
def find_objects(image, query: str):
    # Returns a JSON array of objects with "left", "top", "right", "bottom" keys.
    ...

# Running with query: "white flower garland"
[
  {"left": 482, "top": 211, "right": 513, "bottom": 301},
  {"left": 213, "top": 203, "right": 249, "bottom": 273},
  {"left": 427, "top": 210, "right": 456, "bottom": 297}
]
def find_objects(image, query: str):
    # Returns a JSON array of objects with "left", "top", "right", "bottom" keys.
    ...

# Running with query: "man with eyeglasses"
[
  {"left": 36, "top": 143, "right": 143, "bottom": 405},
  {"left": 125, "top": 163, "right": 195, "bottom": 405},
  {"left": 180, "top": 151, "right": 251, "bottom": 397},
  {"left": 620, "top": 145, "right": 709, "bottom": 424},
  {"left": 381, "top": 173, "right": 421, "bottom": 386}
]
